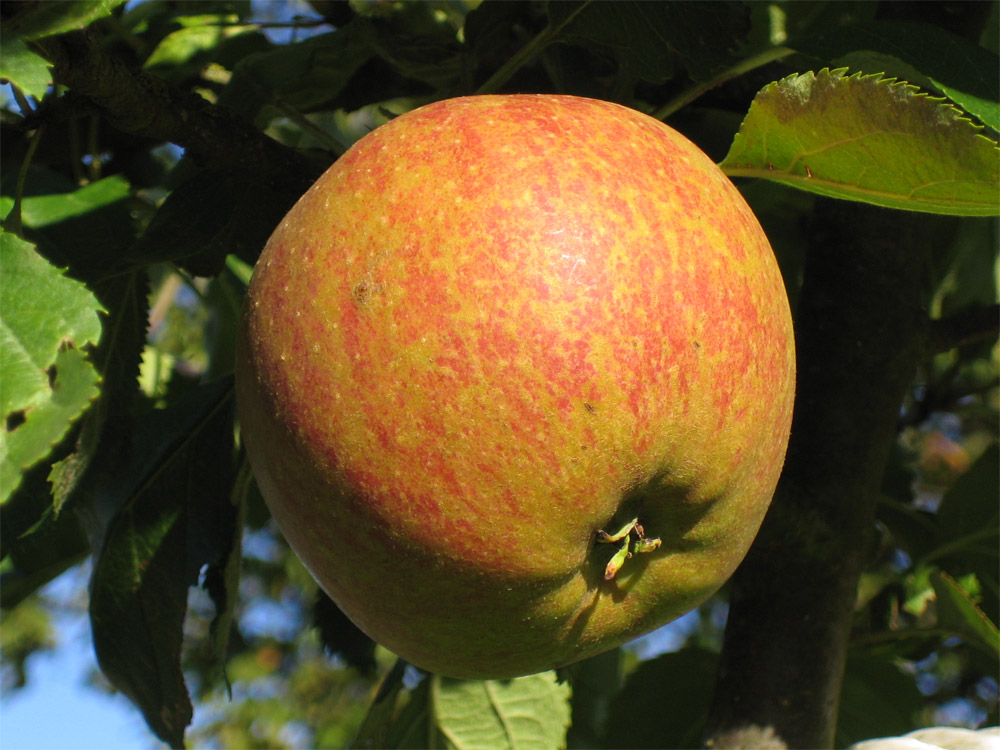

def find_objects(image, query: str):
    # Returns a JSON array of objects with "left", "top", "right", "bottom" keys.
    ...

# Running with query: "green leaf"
[
  {"left": 572, "top": 1, "right": 748, "bottom": 83},
  {"left": 791, "top": 20, "right": 1000, "bottom": 133},
  {"left": 930, "top": 444, "right": 1000, "bottom": 624},
  {"left": 432, "top": 672, "right": 572, "bottom": 750},
  {"left": 836, "top": 652, "right": 924, "bottom": 747},
  {"left": 0, "top": 175, "right": 131, "bottom": 228},
  {"left": 144, "top": 16, "right": 255, "bottom": 71},
  {"left": 221, "top": 22, "right": 375, "bottom": 123},
  {"left": 563, "top": 649, "right": 623, "bottom": 749},
  {"left": 350, "top": 659, "right": 409, "bottom": 749},
  {"left": 0, "top": 32, "right": 52, "bottom": 100},
  {"left": 88, "top": 378, "right": 236, "bottom": 748},
  {"left": 130, "top": 169, "right": 301, "bottom": 275},
  {"left": 48, "top": 271, "right": 148, "bottom": 514},
  {"left": 935, "top": 444, "right": 1000, "bottom": 552},
  {"left": 3, "top": 0, "right": 126, "bottom": 41},
  {"left": 721, "top": 69, "right": 1000, "bottom": 216},
  {"left": 373, "top": 671, "right": 572, "bottom": 749},
  {"left": 0, "top": 0, "right": 122, "bottom": 98},
  {"left": 931, "top": 571, "right": 1000, "bottom": 658},
  {"left": 0, "top": 231, "right": 103, "bottom": 504},
  {"left": 0, "top": 174, "right": 134, "bottom": 277},
  {"left": 601, "top": 647, "right": 718, "bottom": 749}
]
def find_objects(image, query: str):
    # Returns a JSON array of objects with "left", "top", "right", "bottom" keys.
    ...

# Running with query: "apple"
[{"left": 235, "top": 94, "right": 795, "bottom": 679}]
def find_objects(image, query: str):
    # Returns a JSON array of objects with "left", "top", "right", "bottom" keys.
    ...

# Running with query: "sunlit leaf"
[
  {"left": 792, "top": 20, "right": 1000, "bottom": 133},
  {"left": 0, "top": 232, "right": 103, "bottom": 504},
  {"left": 2, "top": 0, "right": 125, "bottom": 41},
  {"left": 144, "top": 16, "right": 255, "bottom": 70},
  {"left": 721, "top": 69, "right": 1000, "bottom": 216},
  {"left": 0, "top": 32, "right": 52, "bottom": 100},
  {"left": 432, "top": 671, "right": 572, "bottom": 749},
  {"left": 0, "top": 175, "right": 131, "bottom": 228},
  {"left": 374, "top": 670, "right": 572, "bottom": 749},
  {"left": 0, "top": 175, "right": 134, "bottom": 276},
  {"left": 931, "top": 571, "right": 1000, "bottom": 658}
]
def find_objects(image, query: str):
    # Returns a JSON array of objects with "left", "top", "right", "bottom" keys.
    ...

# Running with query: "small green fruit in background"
[{"left": 235, "top": 94, "right": 796, "bottom": 679}]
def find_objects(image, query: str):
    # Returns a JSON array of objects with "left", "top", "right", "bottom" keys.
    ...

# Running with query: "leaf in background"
[
  {"left": 932, "top": 444, "right": 999, "bottom": 623},
  {"left": 0, "top": 0, "right": 125, "bottom": 97},
  {"left": 836, "top": 652, "right": 925, "bottom": 747},
  {"left": 931, "top": 571, "right": 1000, "bottom": 658},
  {"left": 2, "top": 0, "right": 126, "bottom": 41},
  {"left": 934, "top": 218, "right": 1000, "bottom": 320},
  {"left": 0, "top": 174, "right": 135, "bottom": 277},
  {"left": 350, "top": 659, "right": 409, "bottom": 750},
  {"left": 49, "top": 271, "right": 148, "bottom": 514},
  {"left": 371, "top": 671, "right": 572, "bottom": 749},
  {"left": 721, "top": 69, "right": 1000, "bottom": 216},
  {"left": 363, "top": 7, "right": 463, "bottom": 91},
  {"left": 601, "top": 647, "right": 718, "bottom": 749},
  {"left": 143, "top": 14, "right": 266, "bottom": 84},
  {"left": 791, "top": 20, "right": 1000, "bottom": 133},
  {"left": 432, "top": 671, "right": 572, "bottom": 749},
  {"left": 935, "top": 444, "right": 1000, "bottom": 547},
  {"left": 0, "top": 32, "right": 52, "bottom": 100},
  {"left": 200, "top": 456, "right": 248, "bottom": 695},
  {"left": 0, "top": 231, "right": 103, "bottom": 504},
  {"left": 552, "top": 1, "right": 749, "bottom": 84},
  {"left": 87, "top": 378, "right": 237, "bottom": 748},
  {"left": 0, "top": 174, "right": 130, "bottom": 226},
  {"left": 313, "top": 590, "right": 377, "bottom": 676},
  {"left": 562, "top": 649, "right": 623, "bottom": 749},
  {"left": 221, "top": 21, "right": 375, "bottom": 123},
  {"left": 130, "top": 169, "right": 301, "bottom": 275}
]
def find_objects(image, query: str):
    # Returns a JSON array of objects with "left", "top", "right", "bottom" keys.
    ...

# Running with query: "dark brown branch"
[
  {"left": 928, "top": 304, "right": 1000, "bottom": 354},
  {"left": 39, "top": 30, "right": 318, "bottom": 189},
  {"left": 704, "top": 202, "right": 932, "bottom": 748}
]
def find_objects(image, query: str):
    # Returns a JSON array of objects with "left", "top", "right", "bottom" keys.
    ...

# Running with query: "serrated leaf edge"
[{"left": 721, "top": 68, "right": 1000, "bottom": 215}]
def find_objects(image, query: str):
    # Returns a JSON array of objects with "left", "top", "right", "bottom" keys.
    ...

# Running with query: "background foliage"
[{"left": 1, "top": 1, "right": 997, "bottom": 748}]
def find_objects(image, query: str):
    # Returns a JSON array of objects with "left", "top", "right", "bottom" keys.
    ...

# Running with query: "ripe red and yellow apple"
[{"left": 235, "top": 94, "right": 795, "bottom": 679}]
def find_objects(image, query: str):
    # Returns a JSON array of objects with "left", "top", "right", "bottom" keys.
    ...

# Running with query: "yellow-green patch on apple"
[{"left": 236, "top": 94, "right": 795, "bottom": 679}]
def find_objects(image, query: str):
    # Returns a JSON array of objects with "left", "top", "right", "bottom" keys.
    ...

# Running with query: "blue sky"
[{"left": 1, "top": 567, "right": 161, "bottom": 750}]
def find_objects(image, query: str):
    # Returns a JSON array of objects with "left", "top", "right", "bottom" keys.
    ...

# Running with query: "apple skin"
[{"left": 235, "top": 94, "right": 795, "bottom": 679}]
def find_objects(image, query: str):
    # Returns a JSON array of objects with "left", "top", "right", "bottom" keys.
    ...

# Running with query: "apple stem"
[{"left": 596, "top": 518, "right": 662, "bottom": 581}]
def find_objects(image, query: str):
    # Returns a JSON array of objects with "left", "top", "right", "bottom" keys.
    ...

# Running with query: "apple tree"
[{"left": 1, "top": 1, "right": 997, "bottom": 748}]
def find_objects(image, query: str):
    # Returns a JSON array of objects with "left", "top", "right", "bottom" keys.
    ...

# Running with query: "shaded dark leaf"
[
  {"left": 934, "top": 445, "right": 1000, "bottom": 623},
  {"left": 601, "top": 647, "right": 718, "bottom": 749},
  {"left": 87, "top": 378, "right": 236, "bottom": 747},
  {"left": 313, "top": 589, "right": 377, "bottom": 676},
  {"left": 130, "top": 168, "right": 306, "bottom": 276},
  {"left": 220, "top": 21, "right": 375, "bottom": 123},
  {"left": 350, "top": 658, "right": 408, "bottom": 750},
  {"left": 553, "top": 1, "right": 749, "bottom": 83},
  {"left": 836, "top": 652, "right": 925, "bottom": 747}
]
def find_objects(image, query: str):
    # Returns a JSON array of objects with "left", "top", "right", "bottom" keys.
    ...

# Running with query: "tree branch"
[
  {"left": 704, "top": 202, "right": 932, "bottom": 748},
  {"left": 928, "top": 304, "right": 1000, "bottom": 354},
  {"left": 38, "top": 29, "right": 319, "bottom": 189}
]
